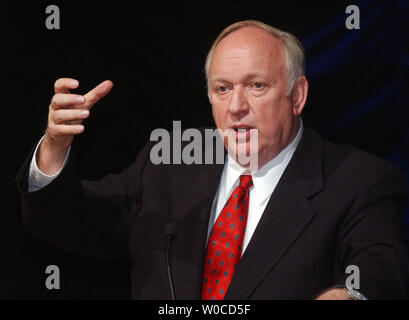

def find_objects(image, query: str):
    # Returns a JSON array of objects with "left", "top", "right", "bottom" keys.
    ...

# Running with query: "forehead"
[{"left": 209, "top": 26, "right": 286, "bottom": 80}]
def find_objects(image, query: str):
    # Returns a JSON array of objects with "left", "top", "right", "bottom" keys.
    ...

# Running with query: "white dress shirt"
[
  {"left": 208, "top": 120, "right": 304, "bottom": 254},
  {"left": 28, "top": 120, "right": 304, "bottom": 255}
]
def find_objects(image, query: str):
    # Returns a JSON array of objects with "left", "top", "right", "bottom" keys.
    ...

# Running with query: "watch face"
[
  {"left": 344, "top": 284, "right": 364, "bottom": 300},
  {"left": 348, "top": 289, "right": 366, "bottom": 300}
]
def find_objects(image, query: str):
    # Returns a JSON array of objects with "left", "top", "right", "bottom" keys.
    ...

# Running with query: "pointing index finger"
[{"left": 83, "top": 80, "right": 113, "bottom": 108}]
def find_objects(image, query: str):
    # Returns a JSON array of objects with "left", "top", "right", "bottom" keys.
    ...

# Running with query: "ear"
[{"left": 290, "top": 76, "right": 308, "bottom": 116}]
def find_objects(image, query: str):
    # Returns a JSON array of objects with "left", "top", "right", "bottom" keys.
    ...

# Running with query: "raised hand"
[{"left": 37, "top": 78, "right": 113, "bottom": 175}]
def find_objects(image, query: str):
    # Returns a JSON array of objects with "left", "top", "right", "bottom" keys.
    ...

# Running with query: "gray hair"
[{"left": 205, "top": 20, "right": 305, "bottom": 96}]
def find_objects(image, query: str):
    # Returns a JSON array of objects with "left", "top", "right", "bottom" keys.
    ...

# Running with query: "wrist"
[
  {"left": 328, "top": 284, "right": 368, "bottom": 300},
  {"left": 37, "top": 135, "right": 70, "bottom": 175},
  {"left": 316, "top": 288, "right": 351, "bottom": 300}
]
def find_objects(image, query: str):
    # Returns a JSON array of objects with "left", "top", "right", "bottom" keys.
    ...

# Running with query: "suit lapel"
[{"left": 224, "top": 128, "right": 324, "bottom": 299}]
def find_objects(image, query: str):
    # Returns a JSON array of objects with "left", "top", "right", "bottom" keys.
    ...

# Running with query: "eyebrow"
[
  {"left": 209, "top": 77, "right": 230, "bottom": 84},
  {"left": 210, "top": 73, "right": 275, "bottom": 84}
]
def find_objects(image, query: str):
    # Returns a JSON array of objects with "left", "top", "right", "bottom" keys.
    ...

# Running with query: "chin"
[{"left": 228, "top": 144, "right": 260, "bottom": 170}]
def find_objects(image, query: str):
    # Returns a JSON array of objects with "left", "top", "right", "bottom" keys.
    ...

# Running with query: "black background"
[{"left": 1, "top": 0, "right": 408, "bottom": 299}]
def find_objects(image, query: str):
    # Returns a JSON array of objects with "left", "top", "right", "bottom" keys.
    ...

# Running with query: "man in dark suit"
[{"left": 16, "top": 20, "right": 409, "bottom": 299}]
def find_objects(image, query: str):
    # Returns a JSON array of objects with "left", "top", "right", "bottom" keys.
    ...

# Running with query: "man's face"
[{"left": 208, "top": 27, "right": 299, "bottom": 169}]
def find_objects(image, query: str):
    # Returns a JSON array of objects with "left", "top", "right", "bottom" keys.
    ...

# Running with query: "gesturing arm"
[{"left": 16, "top": 78, "right": 150, "bottom": 259}]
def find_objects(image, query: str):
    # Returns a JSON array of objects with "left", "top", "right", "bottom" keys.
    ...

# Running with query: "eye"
[
  {"left": 251, "top": 82, "right": 265, "bottom": 90},
  {"left": 216, "top": 85, "right": 228, "bottom": 93}
]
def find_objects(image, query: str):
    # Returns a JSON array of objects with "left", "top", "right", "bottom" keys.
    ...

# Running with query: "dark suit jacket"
[{"left": 16, "top": 127, "right": 409, "bottom": 299}]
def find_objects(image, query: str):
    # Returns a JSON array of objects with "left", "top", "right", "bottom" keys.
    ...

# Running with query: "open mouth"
[
  {"left": 231, "top": 125, "right": 254, "bottom": 140},
  {"left": 233, "top": 127, "right": 251, "bottom": 132},
  {"left": 232, "top": 125, "right": 253, "bottom": 132}
]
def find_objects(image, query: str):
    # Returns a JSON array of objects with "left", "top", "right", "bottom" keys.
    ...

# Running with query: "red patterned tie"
[{"left": 202, "top": 174, "right": 253, "bottom": 300}]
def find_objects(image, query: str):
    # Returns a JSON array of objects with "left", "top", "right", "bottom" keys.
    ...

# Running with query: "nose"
[{"left": 228, "top": 86, "right": 249, "bottom": 118}]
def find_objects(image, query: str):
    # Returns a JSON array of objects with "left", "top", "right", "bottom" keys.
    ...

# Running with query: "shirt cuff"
[{"left": 28, "top": 136, "right": 71, "bottom": 192}]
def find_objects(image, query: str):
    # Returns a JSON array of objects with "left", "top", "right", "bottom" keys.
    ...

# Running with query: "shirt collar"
[{"left": 224, "top": 119, "right": 304, "bottom": 205}]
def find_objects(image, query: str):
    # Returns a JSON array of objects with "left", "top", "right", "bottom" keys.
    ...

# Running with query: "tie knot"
[{"left": 239, "top": 174, "right": 253, "bottom": 189}]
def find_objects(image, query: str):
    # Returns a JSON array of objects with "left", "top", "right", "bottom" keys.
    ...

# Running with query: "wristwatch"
[{"left": 343, "top": 285, "right": 368, "bottom": 300}]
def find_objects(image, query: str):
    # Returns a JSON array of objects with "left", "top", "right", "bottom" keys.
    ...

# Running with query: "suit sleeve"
[
  {"left": 335, "top": 165, "right": 409, "bottom": 299},
  {"left": 15, "top": 141, "right": 153, "bottom": 260}
]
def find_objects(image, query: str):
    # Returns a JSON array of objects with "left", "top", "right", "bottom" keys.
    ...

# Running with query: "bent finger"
[
  {"left": 52, "top": 109, "right": 89, "bottom": 124},
  {"left": 54, "top": 78, "right": 79, "bottom": 94},
  {"left": 50, "top": 123, "right": 85, "bottom": 136},
  {"left": 51, "top": 93, "right": 85, "bottom": 110}
]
